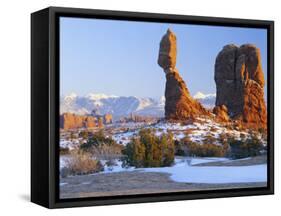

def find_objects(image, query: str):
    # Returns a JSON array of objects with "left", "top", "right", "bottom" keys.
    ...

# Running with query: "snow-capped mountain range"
[
  {"left": 60, "top": 93, "right": 165, "bottom": 117},
  {"left": 60, "top": 92, "right": 215, "bottom": 117},
  {"left": 193, "top": 92, "right": 216, "bottom": 109}
]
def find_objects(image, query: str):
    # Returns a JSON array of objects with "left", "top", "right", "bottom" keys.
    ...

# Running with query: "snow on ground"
[
  {"left": 188, "top": 157, "right": 230, "bottom": 165},
  {"left": 142, "top": 160, "right": 267, "bottom": 183},
  {"left": 112, "top": 131, "right": 137, "bottom": 145},
  {"left": 60, "top": 157, "right": 267, "bottom": 184},
  {"left": 60, "top": 155, "right": 69, "bottom": 169},
  {"left": 60, "top": 139, "right": 82, "bottom": 150},
  {"left": 101, "top": 160, "right": 135, "bottom": 173},
  {"left": 110, "top": 117, "right": 262, "bottom": 145},
  {"left": 60, "top": 116, "right": 266, "bottom": 148}
]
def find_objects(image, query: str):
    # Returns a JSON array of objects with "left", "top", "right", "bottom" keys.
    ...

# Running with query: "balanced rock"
[
  {"left": 158, "top": 29, "right": 208, "bottom": 120},
  {"left": 214, "top": 44, "right": 267, "bottom": 128},
  {"left": 158, "top": 28, "right": 177, "bottom": 71}
]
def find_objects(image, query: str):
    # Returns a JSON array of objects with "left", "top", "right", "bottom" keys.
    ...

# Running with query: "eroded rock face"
[
  {"left": 60, "top": 113, "right": 97, "bottom": 130},
  {"left": 158, "top": 28, "right": 177, "bottom": 71},
  {"left": 214, "top": 44, "right": 267, "bottom": 128},
  {"left": 213, "top": 105, "right": 229, "bottom": 122},
  {"left": 158, "top": 29, "right": 208, "bottom": 120},
  {"left": 60, "top": 113, "right": 113, "bottom": 130}
]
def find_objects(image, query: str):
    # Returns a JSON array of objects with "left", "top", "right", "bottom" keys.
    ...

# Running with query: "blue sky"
[{"left": 60, "top": 17, "right": 267, "bottom": 99}]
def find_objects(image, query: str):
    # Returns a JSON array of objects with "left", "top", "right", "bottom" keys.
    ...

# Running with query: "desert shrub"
[
  {"left": 203, "top": 133, "right": 217, "bottom": 144},
  {"left": 228, "top": 134, "right": 265, "bottom": 159},
  {"left": 79, "top": 130, "right": 89, "bottom": 139},
  {"left": 60, "top": 147, "right": 70, "bottom": 155},
  {"left": 218, "top": 133, "right": 231, "bottom": 156},
  {"left": 80, "top": 130, "right": 123, "bottom": 160},
  {"left": 122, "top": 128, "right": 175, "bottom": 168},
  {"left": 177, "top": 134, "right": 226, "bottom": 157},
  {"left": 69, "top": 131, "right": 77, "bottom": 140},
  {"left": 257, "top": 127, "right": 267, "bottom": 140},
  {"left": 239, "top": 133, "right": 247, "bottom": 140},
  {"left": 175, "top": 137, "right": 190, "bottom": 156},
  {"left": 187, "top": 142, "right": 225, "bottom": 157},
  {"left": 122, "top": 138, "right": 146, "bottom": 167},
  {"left": 63, "top": 151, "right": 104, "bottom": 176},
  {"left": 105, "top": 159, "right": 118, "bottom": 167},
  {"left": 80, "top": 130, "right": 116, "bottom": 149},
  {"left": 160, "top": 132, "right": 175, "bottom": 166}
]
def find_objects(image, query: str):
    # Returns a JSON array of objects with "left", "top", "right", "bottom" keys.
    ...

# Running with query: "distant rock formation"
[
  {"left": 158, "top": 29, "right": 208, "bottom": 120},
  {"left": 214, "top": 44, "right": 267, "bottom": 128},
  {"left": 103, "top": 113, "right": 113, "bottom": 124},
  {"left": 60, "top": 113, "right": 97, "bottom": 130},
  {"left": 60, "top": 112, "right": 113, "bottom": 130}
]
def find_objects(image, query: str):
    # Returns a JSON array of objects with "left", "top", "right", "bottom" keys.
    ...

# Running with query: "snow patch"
[{"left": 143, "top": 163, "right": 267, "bottom": 183}]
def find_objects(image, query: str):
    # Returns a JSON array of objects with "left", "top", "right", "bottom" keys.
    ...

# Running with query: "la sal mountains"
[{"left": 60, "top": 92, "right": 216, "bottom": 118}]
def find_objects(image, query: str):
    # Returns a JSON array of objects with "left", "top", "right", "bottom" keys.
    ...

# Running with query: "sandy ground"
[{"left": 60, "top": 156, "right": 267, "bottom": 199}]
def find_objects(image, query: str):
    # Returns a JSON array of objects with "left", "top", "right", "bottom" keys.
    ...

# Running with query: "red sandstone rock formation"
[
  {"left": 60, "top": 113, "right": 97, "bottom": 130},
  {"left": 214, "top": 44, "right": 267, "bottom": 128},
  {"left": 103, "top": 114, "right": 113, "bottom": 124},
  {"left": 158, "top": 29, "right": 208, "bottom": 120},
  {"left": 213, "top": 105, "right": 229, "bottom": 122}
]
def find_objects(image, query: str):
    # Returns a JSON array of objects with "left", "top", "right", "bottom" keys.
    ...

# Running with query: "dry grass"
[{"left": 64, "top": 151, "right": 103, "bottom": 176}]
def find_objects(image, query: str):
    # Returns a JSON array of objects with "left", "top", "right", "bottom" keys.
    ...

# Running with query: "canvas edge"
[{"left": 31, "top": 6, "right": 274, "bottom": 209}]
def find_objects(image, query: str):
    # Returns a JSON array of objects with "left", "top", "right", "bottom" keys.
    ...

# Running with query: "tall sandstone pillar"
[
  {"left": 158, "top": 29, "right": 208, "bottom": 120},
  {"left": 214, "top": 44, "right": 267, "bottom": 128}
]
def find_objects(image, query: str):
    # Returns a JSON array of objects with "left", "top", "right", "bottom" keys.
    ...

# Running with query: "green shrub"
[
  {"left": 218, "top": 133, "right": 231, "bottom": 156},
  {"left": 177, "top": 135, "right": 226, "bottom": 157},
  {"left": 160, "top": 132, "right": 175, "bottom": 166},
  {"left": 122, "top": 129, "right": 175, "bottom": 168},
  {"left": 187, "top": 142, "right": 225, "bottom": 157},
  {"left": 122, "top": 138, "right": 146, "bottom": 168},
  {"left": 80, "top": 130, "right": 123, "bottom": 160},
  {"left": 80, "top": 130, "right": 116, "bottom": 149},
  {"left": 229, "top": 134, "right": 265, "bottom": 159},
  {"left": 175, "top": 138, "right": 189, "bottom": 156}
]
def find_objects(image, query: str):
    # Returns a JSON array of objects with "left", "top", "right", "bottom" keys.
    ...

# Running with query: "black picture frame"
[{"left": 31, "top": 6, "right": 274, "bottom": 209}]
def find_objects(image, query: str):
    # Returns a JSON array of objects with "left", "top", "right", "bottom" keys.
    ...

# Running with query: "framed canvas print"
[{"left": 31, "top": 6, "right": 274, "bottom": 208}]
